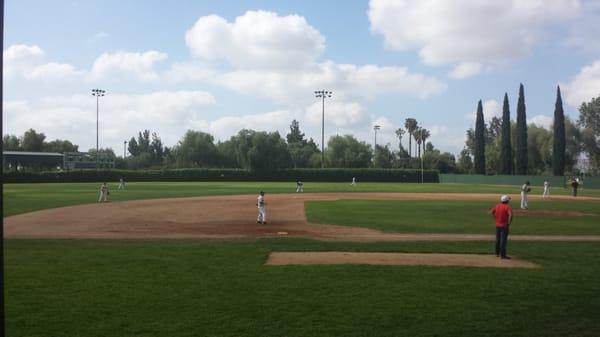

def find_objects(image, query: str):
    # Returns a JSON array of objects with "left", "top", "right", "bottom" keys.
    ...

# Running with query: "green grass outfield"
[
  {"left": 6, "top": 239, "right": 600, "bottom": 337},
  {"left": 4, "top": 181, "right": 600, "bottom": 216},
  {"left": 306, "top": 199, "right": 600, "bottom": 235},
  {"left": 4, "top": 182, "right": 600, "bottom": 336}
]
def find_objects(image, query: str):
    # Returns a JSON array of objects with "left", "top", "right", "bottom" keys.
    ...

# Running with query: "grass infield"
[
  {"left": 5, "top": 239, "right": 600, "bottom": 337},
  {"left": 3, "top": 181, "right": 600, "bottom": 216},
  {"left": 305, "top": 199, "right": 600, "bottom": 235}
]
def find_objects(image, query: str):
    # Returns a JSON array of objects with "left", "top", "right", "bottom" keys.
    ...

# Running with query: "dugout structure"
[
  {"left": 2, "top": 151, "right": 115, "bottom": 171},
  {"left": 63, "top": 152, "right": 114, "bottom": 169}
]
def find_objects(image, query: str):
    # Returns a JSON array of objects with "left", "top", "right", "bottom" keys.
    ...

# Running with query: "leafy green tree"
[
  {"left": 527, "top": 124, "right": 552, "bottom": 174},
  {"left": 326, "top": 135, "right": 372, "bottom": 168},
  {"left": 404, "top": 118, "right": 418, "bottom": 158},
  {"left": 474, "top": 100, "right": 486, "bottom": 174},
  {"left": 516, "top": 83, "right": 528, "bottom": 174},
  {"left": 44, "top": 139, "right": 78, "bottom": 153},
  {"left": 420, "top": 128, "right": 431, "bottom": 154},
  {"left": 128, "top": 137, "right": 140, "bottom": 156},
  {"left": 565, "top": 118, "right": 582, "bottom": 173},
  {"left": 374, "top": 144, "right": 395, "bottom": 168},
  {"left": 457, "top": 148, "right": 473, "bottom": 173},
  {"left": 137, "top": 130, "right": 151, "bottom": 154},
  {"left": 150, "top": 132, "right": 164, "bottom": 164},
  {"left": 21, "top": 128, "right": 46, "bottom": 151},
  {"left": 500, "top": 93, "right": 513, "bottom": 174},
  {"left": 175, "top": 130, "right": 219, "bottom": 167},
  {"left": 2, "top": 135, "right": 21, "bottom": 150},
  {"left": 552, "top": 86, "right": 566, "bottom": 175},
  {"left": 578, "top": 95, "right": 600, "bottom": 136},
  {"left": 222, "top": 130, "right": 292, "bottom": 171},
  {"left": 582, "top": 127, "right": 600, "bottom": 173},
  {"left": 286, "top": 120, "right": 319, "bottom": 168}
]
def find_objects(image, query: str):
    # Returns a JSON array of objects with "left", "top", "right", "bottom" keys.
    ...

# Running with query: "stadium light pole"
[
  {"left": 91, "top": 89, "right": 105, "bottom": 169},
  {"left": 373, "top": 125, "right": 381, "bottom": 150},
  {"left": 314, "top": 90, "right": 332, "bottom": 168},
  {"left": 123, "top": 140, "right": 127, "bottom": 158}
]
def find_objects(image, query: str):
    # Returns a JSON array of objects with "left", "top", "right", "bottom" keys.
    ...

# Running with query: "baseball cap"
[{"left": 500, "top": 195, "right": 510, "bottom": 202}]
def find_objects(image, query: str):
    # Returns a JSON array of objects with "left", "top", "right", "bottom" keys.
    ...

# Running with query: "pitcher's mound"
[{"left": 266, "top": 252, "right": 539, "bottom": 268}]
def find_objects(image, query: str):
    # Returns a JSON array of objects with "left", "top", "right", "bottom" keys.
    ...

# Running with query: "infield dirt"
[{"left": 5, "top": 192, "right": 600, "bottom": 242}]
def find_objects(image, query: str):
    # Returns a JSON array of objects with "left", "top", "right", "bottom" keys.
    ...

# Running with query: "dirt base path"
[
  {"left": 266, "top": 252, "right": 539, "bottom": 268},
  {"left": 5, "top": 192, "right": 600, "bottom": 242}
]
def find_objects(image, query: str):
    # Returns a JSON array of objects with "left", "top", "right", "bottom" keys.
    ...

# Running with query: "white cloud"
[
  {"left": 3, "top": 44, "right": 82, "bottom": 80},
  {"left": 562, "top": 60, "right": 600, "bottom": 108},
  {"left": 448, "top": 62, "right": 482, "bottom": 79},
  {"left": 368, "top": 0, "right": 580, "bottom": 72},
  {"left": 306, "top": 101, "right": 367, "bottom": 128},
  {"left": 183, "top": 12, "right": 445, "bottom": 102},
  {"left": 207, "top": 110, "right": 293, "bottom": 140},
  {"left": 528, "top": 115, "right": 553, "bottom": 128},
  {"left": 90, "top": 50, "right": 168, "bottom": 81},
  {"left": 185, "top": 10, "right": 325, "bottom": 70},
  {"left": 465, "top": 99, "right": 501, "bottom": 123},
  {"left": 3, "top": 90, "right": 216, "bottom": 153},
  {"left": 216, "top": 61, "right": 446, "bottom": 104}
]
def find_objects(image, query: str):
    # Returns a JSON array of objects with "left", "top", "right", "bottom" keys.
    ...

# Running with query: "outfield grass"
[
  {"left": 6, "top": 239, "right": 600, "bottom": 337},
  {"left": 306, "top": 199, "right": 600, "bottom": 235},
  {"left": 4, "top": 181, "right": 600, "bottom": 216}
]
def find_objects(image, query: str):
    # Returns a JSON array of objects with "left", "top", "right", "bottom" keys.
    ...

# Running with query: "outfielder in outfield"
[
  {"left": 520, "top": 181, "right": 531, "bottom": 209},
  {"left": 118, "top": 177, "right": 126, "bottom": 190},
  {"left": 98, "top": 182, "right": 109, "bottom": 202},
  {"left": 543, "top": 180, "right": 550, "bottom": 198},
  {"left": 296, "top": 180, "right": 304, "bottom": 193},
  {"left": 256, "top": 191, "right": 266, "bottom": 224}
]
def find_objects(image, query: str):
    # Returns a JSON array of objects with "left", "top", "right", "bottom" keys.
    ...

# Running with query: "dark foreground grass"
[
  {"left": 4, "top": 181, "right": 600, "bottom": 216},
  {"left": 306, "top": 199, "right": 600, "bottom": 235},
  {"left": 6, "top": 239, "right": 600, "bottom": 337}
]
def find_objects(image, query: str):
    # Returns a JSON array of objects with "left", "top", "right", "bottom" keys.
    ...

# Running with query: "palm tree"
[
  {"left": 404, "top": 118, "right": 418, "bottom": 158},
  {"left": 394, "top": 128, "right": 405, "bottom": 150},
  {"left": 414, "top": 128, "right": 422, "bottom": 158},
  {"left": 420, "top": 128, "right": 430, "bottom": 153}
]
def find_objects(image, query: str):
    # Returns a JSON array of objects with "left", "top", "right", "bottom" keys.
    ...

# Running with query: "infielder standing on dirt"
[
  {"left": 98, "top": 182, "right": 109, "bottom": 202},
  {"left": 520, "top": 181, "right": 530, "bottom": 209},
  {"left": 296, "top": 180, "right": 304, "bottom": 193},
  {"left": 351, "top": 177, "right": 356, "bottom": 186},
  {"left": 490, "top": 195, "right": 513, "bottom": 259},
  {"left": 256, "top": 191, "right": 266, "bottom": 224},
  {"left": 543, "top": 180, "right": 550, "bottom": 198}
]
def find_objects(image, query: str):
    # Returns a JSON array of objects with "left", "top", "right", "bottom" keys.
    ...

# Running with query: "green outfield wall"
[{"left": 439, "top": 174, "right": 566, "bottom": 187}]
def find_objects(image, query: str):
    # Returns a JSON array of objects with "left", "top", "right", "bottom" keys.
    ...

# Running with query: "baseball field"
[{"left": 4, "top": 181, "right": 600, "bottom": 336}]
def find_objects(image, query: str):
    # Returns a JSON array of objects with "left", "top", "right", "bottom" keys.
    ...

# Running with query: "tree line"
[{"left": 464, "top": 85, "right": 600, "bottom": 175}]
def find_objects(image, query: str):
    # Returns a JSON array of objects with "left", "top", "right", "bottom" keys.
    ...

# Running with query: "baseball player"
[
  {"left": 520, "top": 181, "right": 531, "bottom": 209},
  {"left": 118, "top": 177, "right": 126, "bottom": 190},
  {"left": 571, "top": 177, "right": 580, "bottom": 197},
  {"left": 98, "top": 182, "right": 109, "bottom": 202},
  {"left": 296, "top": 180, "right": 304, "bottom": 193},
  {"left": 351, "top": 177, "right": 357, "bottom": 186},
  {"left": 490, "top": 195, "right": 513, "bottom": 259},
  {"left": 542, "top": 180, "right": 550, "bottom": 198},
  {"left": 256, "top": 191, "right": 266, "bottom": 224}
]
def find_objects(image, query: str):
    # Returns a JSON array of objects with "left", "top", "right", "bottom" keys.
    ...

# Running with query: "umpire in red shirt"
[{"left": 490, "top": 195, "right": 513, "bottom": 259}]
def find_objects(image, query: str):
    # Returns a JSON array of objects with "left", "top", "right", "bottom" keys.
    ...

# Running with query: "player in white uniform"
[
  {"left": 542, "top": 180, "right": 550, "bottom": 198},
  {"left": 296, "top": 181, "right": 304, "bottom": 193},
  {"left": 118, "top": 177, "right": 125, "bottom": 190},
  {"left": 256, "top": 191, "right": 266, "bottom": 224},
  {"left": 98, "top": 182, "right": 109, "bottom": 202},
  {"left": 520, "top": 181, "right": 530, "bottom": 209},
  {"left": 351, "top": 177, "right": 356, "bottom": 186}
]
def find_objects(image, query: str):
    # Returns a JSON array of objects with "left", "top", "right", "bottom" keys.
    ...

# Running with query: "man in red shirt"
[{"left": 490, "top": 195, "right": 513, "bottom": 259}]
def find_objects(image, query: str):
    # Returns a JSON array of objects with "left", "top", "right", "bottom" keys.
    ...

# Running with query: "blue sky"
[{"left": 3, "top": 0, "right": 600, "bottom": 156}]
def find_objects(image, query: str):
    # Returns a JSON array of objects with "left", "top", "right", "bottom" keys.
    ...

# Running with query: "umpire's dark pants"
[{"left": 495, "top": 227, "right": 509, "bottom": 257}]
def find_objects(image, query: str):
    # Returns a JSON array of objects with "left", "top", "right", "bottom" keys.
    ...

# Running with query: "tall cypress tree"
[
  {"left": 515, "top": 83, "right": 528, "bottom": 174},
  {"left": 552, "top": 85, "right": 566, "bottom": 176},
  {"left": 474, "top": 100, "right": 486, "bottom": 174},
  {"left": 500, "top": 93, "right": 512, "bottom": 174}
]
